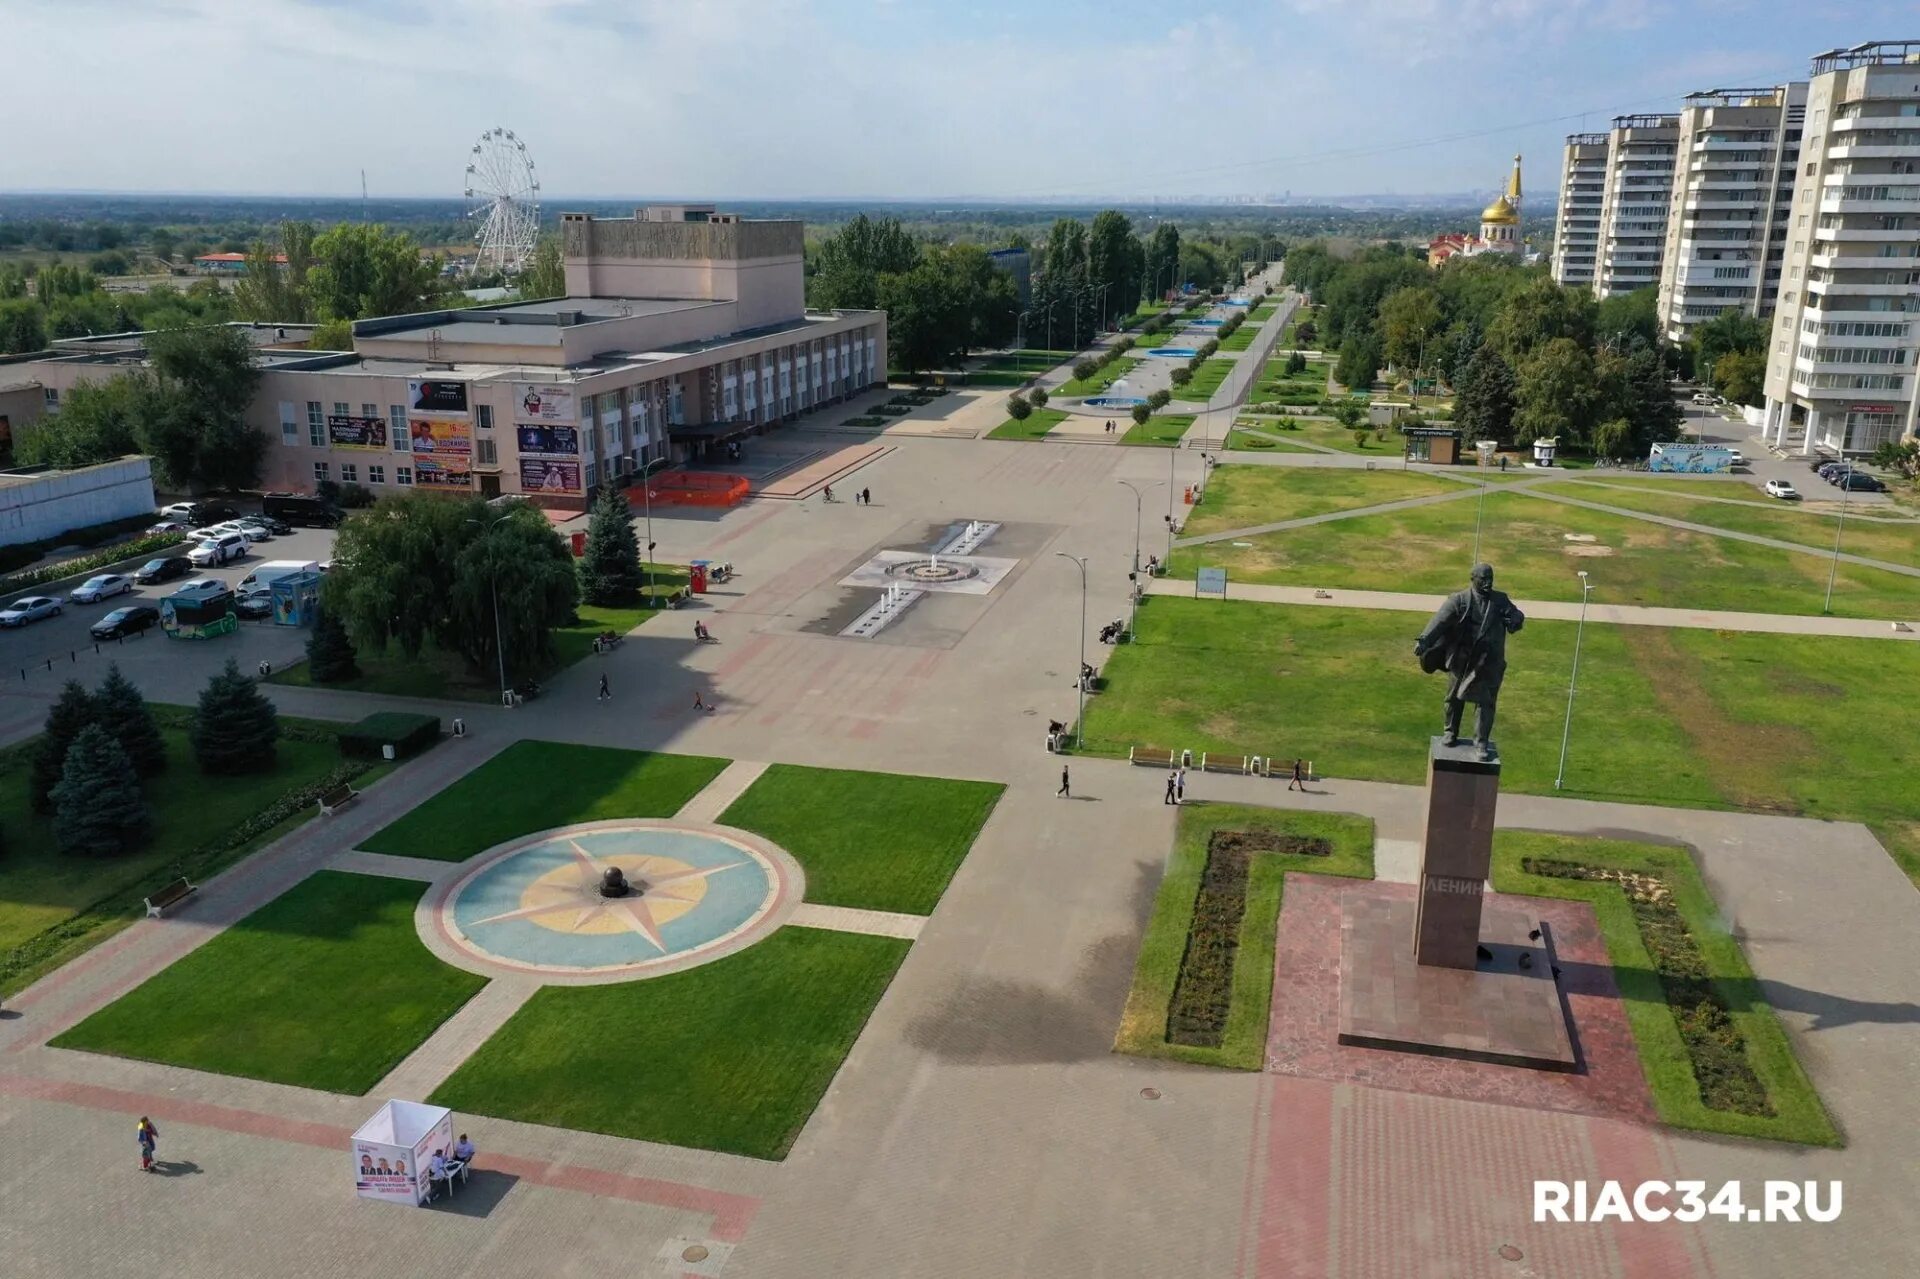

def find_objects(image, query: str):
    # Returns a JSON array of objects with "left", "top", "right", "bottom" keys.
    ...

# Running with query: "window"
[
  {"left": 307, "top": 401, "right": 325, "bottom": 446},
  {"left": 43, "top": 386, "right": 59, "bottom": 410},
  {"left": 313, "top": 462, "right": 330, "bottom": 483},
  {"left": 279, "top": 401, "right": 298, "bottom": 444},
  {"left": 368, "top": 465, "right": 386, "bottom": 484},
  {"left": 397, "top": 466, "right": 413, "bottom": 486},
  {"left": 476, "top": 403, "right": 494, "bottom": 430},
  {"left": 585, "top": 461, "right": 599, "bottom": 489},
  {"left": 476, "top": 437, "right": 498, "bottom": 464},
  {"left": 339, "top": 463, "right": 358, "bottom": 483},
  {"left": 360, "top": 402, "right": 378, "bottom": 419},
  {"left": 389, "top": 404, "right": 407, "bottom": 445},
  {"left": 332, "top": 401, "right": 349, "bottom": 418}
]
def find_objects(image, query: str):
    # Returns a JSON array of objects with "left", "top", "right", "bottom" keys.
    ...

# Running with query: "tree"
[
  {"left": 1028, "top": 387, "right": 1049, "bottom": 409},
  {"left": 1514, "top": 338, "right": 1599, "bottom": 447},
  {"left": 877, "top": 258, "right": 965, "bottom": 373},
  {"left": 448, "top": 506, "right": 580, "bottom": 683},
  {"left": 191, "top": 658, "right": 280, "bottom": 774},
  {"left": 1006, "top": 393, "right": 1032, "bottom": 421},
  {"left": 328, "top": 492, "right": 481, "bottom": 660},
  {"left": 1486, "top": 276, "right": 1596, "bottom": 364},
  {"left": 1087, "top": 210, "right": 1142, "bottom": 328},
  {"left": 580, "top": 481, "right": 643, "bottom": 606},
  {"left": 1688, "top": 308, "right": 1767, "bottom": 382},
  {"left": 1144, "top": 223, "right": 1181, "bottom": 301},
  {"left": 232, "top": 220, "right": 316, "bottom": 324},
  {"left": 1331, "top": 400, "right": 1366, "bottom": 431},
  {"left": 142, "top": 322, "right": 266, "bottom": 491},
  {"left": 94, "top": 664, "right": 166, "bottom": 778},
  {"left": 1870, "top": 439, "right": 1920, "bottom": 480},
  {"left": 305, "top": 607, "right": 360, "bottom": 683},
  {"left": 1169, "top": 367, "right": 1192, "bottom": 387},
  {"left": 30, "top": 680, "right": 99, "bottom": 813},
  {"left": 1619, "top": 347, "right": 1685, "bottom": 447},
  {"left": 1131, "top": 403, "right": 1151, "bottom": 426},
  {"left": 520, "top": 235, "right": 566, "bottom": 299},
  {"left": 808, "top": 215, "right": 921, "bottom": 310},
  {"left": 309, "top": 317, "right": 353, "bottom": 351},
  {"left": 1593, "top": 418, "right": 1634, "bottom": 462},
  {"left": 1595, "top": 287, "right": 1662, "bottom": 353},
  {"left": 51, "top": 725, "right": 149, "bottom": 857},
  {"left": 1335, "top": 331, "right": 1382, "bottom": 391},
  {"left": 307, "top": 223, "right": 441, "bottom": 321},
  {"left": 1712, "top": 349, "right": 1767, "bottom": 407},
  {"left": 1378, "top": 286, "right": 1443, "bottom": 375},
  {"left": 0, "top": 297, "right": 47, "bottom": 354},
  {"left": 1450, "top": 344, "right": 1518, "bottom": 447},
  {"left": 14, "top": 372, "right": 148, "bottom": 469}
]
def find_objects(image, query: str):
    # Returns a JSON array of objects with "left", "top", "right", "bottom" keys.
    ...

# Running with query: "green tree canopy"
[
  {"left": 1514, "top": 337, "right": 1599, "bottom": 447},
  {"left": 31, "top": 680, "right": 99, "bottom": 814},
  {"left": 1713, "top": 349, "right": 1768, "bottom": 407},
  {"left": 94, "top": 663, "right": 167, "bottom": 778},
  {"left": 305, "top": 607, "right": 360, "bottom": 683},
  {"left": 1378, "top": 286, "right": 1443, "bottom": 374},
  {"left": 51, "top": 724, "right": 149, "bottom": 857},
  {"left": 1451, "top": 343, "right": 1518, "bottom": 447},
  {"left": 307, "top": 223, "right": 443, "bottom": 321},
  {"left": 519, "top": 235, "right": 566, "bottom": 299},
  {"left": 191, "top": 658, "right": 281, "bottom": 775},
  {"left": 580, "top": 481, "right": 643, "bottom": 606},
  {"left": 1688, "top": 308, "right": 1767, "bottom": 381}
]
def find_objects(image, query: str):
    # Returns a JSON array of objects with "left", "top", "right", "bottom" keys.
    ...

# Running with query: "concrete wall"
[
  {"left": 0, "top": 456, "right": 155, "bottom": 547},
  {"left": 561, "top": 214, "right": 807, "bottom": 331}
]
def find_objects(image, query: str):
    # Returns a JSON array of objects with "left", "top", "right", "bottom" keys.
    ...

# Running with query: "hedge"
[
  {"left": 0, "top": 531, "right": 188, "bottom": 597},
  {"left": 341, "top": 712, "right": 441, "bottom": 760}
]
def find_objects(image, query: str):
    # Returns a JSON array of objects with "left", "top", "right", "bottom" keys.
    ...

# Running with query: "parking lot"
[{"left": 2, "top": 525, "right": 338, "bottom": 707}]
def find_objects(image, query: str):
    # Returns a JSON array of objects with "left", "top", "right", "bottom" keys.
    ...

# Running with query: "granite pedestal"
[{"left": 1412, "top": 736, "right": 1500, "bottom": 969}]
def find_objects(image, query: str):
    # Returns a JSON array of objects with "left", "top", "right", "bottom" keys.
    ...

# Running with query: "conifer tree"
[
  {"left": 191, "top": 659, "right": 280, "bottom": 774},
  {"left": 30, "top": 680, "right": 98, "bottom": 813},
  {"left": 579, "top": 482, "right": 642, "bottom": 606},
  {"left": 51, "top": 724, "right": 150, "bottom": 856},
  {"left": 94, "top": 663, "right": 167, "bottom": 777}
]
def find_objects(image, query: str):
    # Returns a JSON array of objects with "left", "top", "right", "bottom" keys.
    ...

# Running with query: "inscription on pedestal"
[{"left": 1412, "top": 736, "right": 1501, "bottom": 969}]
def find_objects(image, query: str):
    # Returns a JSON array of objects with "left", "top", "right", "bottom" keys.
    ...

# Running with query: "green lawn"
[
  {"left": 1167, "top": 484, "right": 1920, "bottom": 618},
  {"left": 0, "top": 721, "right": 365, "bottom": 996},
  {"left": 1254, "top": 359, "right": 1329, "bottom": 405},
  {"left": 1178, "top": 465, "right": 1465, "bottom": 537},
  {"left": 1493, "top": 833, "right": 1837, "bottom": 1146},
  {"left": 1116, "top": 804, "right": 1373, "bottom": 1069},
  {"left": 1225, "top": 426, "right": 1319, "bottom": 454},
  {"left": 1171, "top": 357, "right": 1237, "bottom": 402},
  {"left": 361, "top": 740, "right": 729, "bottom": 861},
  {"left": 1121, "top": 413, "right": 1196, "bottom": 448},
  {"left": 431, "top": 927, "right": 908, "bottom": 1160},
  {"left": 1218, "top": 323, "right": 1263, "bottom": 352},
  {"left": 270, "top": 571, "right": 686, "bottom": 703},
  {"left": 720, "top": 765, "right": 1003, "bottom": 914},
  {"left": 1247, "top": 302, "right": 1279, "bottom": 323},
  {"left": 988, "top": 408, "right": 1068, "bottom": 441},
  {"left": 1056, "top": 356, "right": 1142, "bottom": 398},
  {"left": 52, "top": 871, "right": 487, "bottom": 1093}
]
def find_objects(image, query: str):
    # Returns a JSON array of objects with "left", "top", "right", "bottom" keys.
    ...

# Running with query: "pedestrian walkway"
[
  {"left": 1141, "top": 576, "right": 1920, "bottom": 639},
  {"left": 1175, "top": 482, "right": 1496, "bottom": 547},
  {"left": 370, "top": 975, "right": 543, "bottom": 1100},
  {"left": 675, "top": 759, "right": 770, "bottom": 823},
  {"left": 787, "top": 902, "right": 926, "bottom": 940},
  {"left": 328, "top": 849, "right": 451, "bottom": 881}
]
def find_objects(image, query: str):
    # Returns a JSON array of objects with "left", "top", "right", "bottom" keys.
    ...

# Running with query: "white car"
[
  {"left": 158, "top": 502, "right": 197, "bottom": 521},
  {"left": 1726, "top": 449, "right": 1745, "bottom": 467},
  {"left": 1764, "top": 479, "right": 1800, "bottom": 500},
  {"left": 207, "top": 522, "right": 256, "bottom": 544},
  {"left": 69, "top": 574, "right": 133, "bottom": 603},
  {"left": 0, "top": 596, "right": 63, "bottom": 627},
  {"left": 189, "top": 533, "right": 249, "bottom": 567},
  {"left": 172, "top": 578, "right": 227, "bottom": 598},
  {"left": 148, "top": 519, "right": 189, "bottom": 535}
]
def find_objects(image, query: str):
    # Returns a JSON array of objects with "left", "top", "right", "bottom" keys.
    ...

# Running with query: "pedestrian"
[
  {"left": 1289, "top": 758, "right": 1305, "bottom": 791},
  {"left": 861, "top": 487, "right": 871, "bottom": 506},
  {"left": 1057, "top": 765, "right": 1070, "bottom": 798},
  {"left": 1176, "top": 767, "right": 1187, "bottom": 804},
  {"left": 692, "top": 689, "right": 708, "bottom": 713},
  {"left": 597, "top": 673, "right": 611, "bottom": 702},
  {"left": 136, "top": 1116, "right": 158, "bottom": 1172},
  {"left": 1163, "top": 769, "right": 1177, "bottom": 805}
]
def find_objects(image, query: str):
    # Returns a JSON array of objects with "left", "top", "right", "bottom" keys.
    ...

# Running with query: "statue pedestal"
[{"left": 1412, "top": 736, "right": 1500, "bottom": 969}]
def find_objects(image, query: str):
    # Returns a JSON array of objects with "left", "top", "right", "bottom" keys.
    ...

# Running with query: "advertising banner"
[
  {"left": 327, "top": 415, "right": 388, "bottom": 450},
  {"left": 407, "top": 418, "right": 471, "bottom": 456},
  {"left": 414, "top": 457, "right": 472, "bottom": 487},
  {"left": 516, "top": 424, "right": 579, "bottom": 457},
  {"left": 516, "top": 383, "right": 576, "bottom": 424},
  {"left": 407, "top": 380, "right": 470, "bottom": 418},
  {"left": 519, "top": 458, "right": 582, "bottom": 494},
  {"left": 353, "top": 1140, "right": 421, "bottom": 1206}
]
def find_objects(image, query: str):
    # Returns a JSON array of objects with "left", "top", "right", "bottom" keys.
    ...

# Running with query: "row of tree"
[
  {"left": 0, "top": 263, "right": 234, "bottom": 355},
  {"left": 232, "top": 220, "right": 455, "bottom": 347}
]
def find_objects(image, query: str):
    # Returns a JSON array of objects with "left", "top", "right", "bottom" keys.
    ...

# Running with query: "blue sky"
[{"left": 2, "top": 1, "right": 1912, "bottom": 201}]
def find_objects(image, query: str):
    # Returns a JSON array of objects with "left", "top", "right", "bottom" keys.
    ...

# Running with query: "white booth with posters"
[{"left": 352, "top": 1100, "right": 453, "bottom": 1206}]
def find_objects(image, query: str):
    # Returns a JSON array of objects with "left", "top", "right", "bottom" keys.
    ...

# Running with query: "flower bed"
[{"left": 1164, "top": 838, "right": 1253, "bottom": 1046}]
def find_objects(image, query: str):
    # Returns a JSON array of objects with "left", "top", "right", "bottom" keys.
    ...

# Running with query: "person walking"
[
  {"left": 1289, "top": 758, "right": 1305, "bottom": 791},
  {"left": 1176, "top": 766, "right": 1187, "bottom": 805},
  {"left": 597, "top": 673, "right": 611, "bottom": 702},
  {"left": 861, "top": 487, "right": 871, "bottom": 506},
  {"left": 1056, "top": 765, "right": 1070, "bottom": 798},
  {"left": 137, "top": 1116, "right": 158, "bottom": 1172},
  {"left": 692, "top": 689, "right": 708, "bottom": 713},
  {"left": 1163, "top": 769, "right": 1177, "bottom": 805}
]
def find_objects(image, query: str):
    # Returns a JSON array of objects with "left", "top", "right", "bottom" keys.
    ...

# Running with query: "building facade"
[
  {"left": 1656, "top": 85, "right": 1807, "bottom": 345},
  {"left": 6, "top": 207, "right": 886, "bottom": 505},
  {"left": 1761, "top": 41, "right": 1920, "bottom": 455},
  {"left": 1594, "top": 114, "right": 1680, "bottom": 299},
  {"left": 1427, "top": 156, "right": 1526, "bottom": 266},
  {"left": 1551, "top": 134, "right": 1609, "bottom": 287}
]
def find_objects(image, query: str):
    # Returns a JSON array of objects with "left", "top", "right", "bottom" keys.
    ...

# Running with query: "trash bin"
[
  {"left": 689, "top": 561, "right": 709, "bottom": 593},
  {"left": 569, "top": 530, "right": 587, "bottom": 557}
]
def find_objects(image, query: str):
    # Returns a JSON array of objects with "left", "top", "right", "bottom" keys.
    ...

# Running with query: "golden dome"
[{"left": 1480, "top": 195, "right": 1518, "bottom": 225}]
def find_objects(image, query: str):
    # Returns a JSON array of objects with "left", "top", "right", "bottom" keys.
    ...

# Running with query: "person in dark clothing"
[
  {"left": 597, "top": 673, "right": 611, "bottom": 702},
  {"left": 1163, "top": 770, "right": 1177, "bottom": 804},
  {"left": 1057, "top": 766, "right": 1070, "bottom": 797},
  {"left": 1288, "top": 758, "right": 1306, "bottom": 791}
]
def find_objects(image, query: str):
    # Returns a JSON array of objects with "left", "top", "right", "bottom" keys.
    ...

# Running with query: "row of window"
[
  {"left": 1796, "top": 343, "right": 1911, "bottom": 364},
  {"left": 1804, "top": 372, "right": 1906, "bottom": 390},
  {"left": 315, "top": 462, "right": 405, "bottom": 486},
  {"left": 1801, "top": 318, "right": 1911, "bottom": 337}
]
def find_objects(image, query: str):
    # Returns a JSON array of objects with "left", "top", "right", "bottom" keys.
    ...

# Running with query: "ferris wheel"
[{"left": 464, "top": 127, "right": 541, "bottom": 273}]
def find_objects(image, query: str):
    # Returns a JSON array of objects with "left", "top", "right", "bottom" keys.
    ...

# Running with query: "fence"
[{"left": 635, "top": 471, "right": 750, "bottom": 509}]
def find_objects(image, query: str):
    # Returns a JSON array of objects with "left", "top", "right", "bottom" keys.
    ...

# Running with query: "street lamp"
[
  {"left": 1118, "top": 479, "right": 1161, "bottom": 636},
  {"left": 467, "top": 509, "right": 515, "bottom": 703},
  {"left": 1554, "top": 570, "right": 1594, "bottom": 790},
  {"left": 637, "top": 455, "right": 670, "bottom": 605},
  {"left": 1166, "top": 445, "right": 1179, "bottom": 560},
  {"left": 1015, "top": 309, "right": 1030, "bottom": 374},
  {"left": 1055, "top": 552, "right": 1089, "bottom": 750},
  {"left": 1823, "top": 474, "right": 1853, "bottom": 614},
  {"left": 1472, "top": 480, "right": 1488, "bottom": 565}
]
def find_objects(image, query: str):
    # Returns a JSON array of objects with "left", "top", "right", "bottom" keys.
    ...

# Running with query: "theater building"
[{"left": 8, "top": 205, "right": 886, "bottom": 506}]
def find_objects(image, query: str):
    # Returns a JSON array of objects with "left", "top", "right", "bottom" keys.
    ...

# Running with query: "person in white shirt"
[
  {"left": 453, "top": 1135, "right": 475, "bottom": 1164},
  {"left": 429, "top": 1150, "right": 448, "bottom": 1182}
]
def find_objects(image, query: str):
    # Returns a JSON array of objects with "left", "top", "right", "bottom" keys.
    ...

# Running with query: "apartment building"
[
  {"left": 1551, "top": 134, "right": 1609, "bottom": 287},
  {"left": 1594, "top": 114, "right": 1681, "bottom": 299},
  {"left": 1656, "top": 85, "right": 1806, "bottom": 345},
  {"left": 1761, "top": 41, "right": 1920, "bottom": 455}
]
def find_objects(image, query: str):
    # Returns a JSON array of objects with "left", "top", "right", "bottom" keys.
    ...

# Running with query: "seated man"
[
  {"left": 429, "top": 1149, "right": 448, "bottom": 1183},
  {"left": 453, "top": 1134, "right": 475, "bottom": 1165}
]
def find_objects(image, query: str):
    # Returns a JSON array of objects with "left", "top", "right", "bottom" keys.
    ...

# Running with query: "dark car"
[
  {"left": 234, "top": 587, "right": 275, "bottom": 619},
  {"left": 1837, "top": 472, "right": 1885, "bottom": 493},
  {"left": 241, "top": 514, "right": 293, "bottom": 537},
  {"left": 90, "top": 604, "right": 160, "bottom": 640},
  {"left": 188, "top": 500, "right": 240, "bottom": 525},
  {"left": 133, "top": 556, "right": 193, "bottom": 584}
]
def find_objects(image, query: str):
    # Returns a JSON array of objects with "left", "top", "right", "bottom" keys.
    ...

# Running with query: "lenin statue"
[{"left": 1413, "top": 563, "right": 1525, "bottom": 760}]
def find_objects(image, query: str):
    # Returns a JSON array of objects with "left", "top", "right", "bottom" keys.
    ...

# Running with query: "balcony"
[{"left": 1828, "top": 144, "right": 1920, "bottom": 161}]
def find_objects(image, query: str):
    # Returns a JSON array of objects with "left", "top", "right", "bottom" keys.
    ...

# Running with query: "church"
[{"left": 1427, "top": 156, "right": 1525, "bottom": 266}]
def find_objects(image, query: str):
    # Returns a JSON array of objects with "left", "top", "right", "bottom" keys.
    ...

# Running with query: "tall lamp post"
[
  {"left": 637, "top": 455, "right": 670, "bottom": 605},
  {"left": 1055, "top": 552, "right": 1089, "bottom": 749},
  {"left": 1554, "top": 570, "right": 1594, "bottom": 790},
  {"left": 1165, "top": 445, "right": 1179, "bottom": 560},
  {"left": 468, "top": 509, "right": 514, "bottom": 702},
  {"left": 1822, "top": 474, "right": 1853, "bottom": 614},
  {"left": 1118, "top": 480, "right": 1161, "bottom": 636}
]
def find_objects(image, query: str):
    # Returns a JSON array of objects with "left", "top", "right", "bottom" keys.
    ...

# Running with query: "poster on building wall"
[
  {"left": 407, "top": 380, "right": 469, "bottom": 418},
  {"left": 407, "top": 418, "right": 471, "bottom": 456},
  {"left": 519, "top": 458, "right": 582, "bottom": 493},
  {"left": 516, "top": 424, "right": 579, "bottom": 456},
  {"left": 516, "top": 384, "right": 576, "bottom": 424},
  {"left": 413, "top": 457, "right": 472, "bottom": 487},
  {"left": 327, "top": 415, "right": 389, "bottom": 450}
]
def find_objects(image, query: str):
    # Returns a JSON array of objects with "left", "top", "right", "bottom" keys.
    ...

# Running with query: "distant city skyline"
[{"left": 2, "top": 1, "right": 1909, "bottom": 203}]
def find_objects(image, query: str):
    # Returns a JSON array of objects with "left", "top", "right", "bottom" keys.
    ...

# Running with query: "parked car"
[
  {"left": 172, "top": 578, "right": 226, "bottom": 598},
  {"left": 187, "top": 500, "right": 240, "bottom": 525},
  {"left": 1690, "top": 391, "right": 1716, "bottom": 406},
  {"left": 134, "top": 556, "right": 193, "bottom": 584},
  {"left": 158, "top": 502, "right": 197, "bottom": 521},
  {"left": 1838, "top": 472, "right": 1885, "bottom": 493},
  {"left": 206, "top": 522, "right": 256, "bottom": 542},
  {"left": 239, "top": 514, "right": 292, "bottom": 537},
  {"left": 1726, "top": 449, "right": 1745, "bottom": 468},
  {"left": 69, "top": 574, "right": 133, "bottom": 603},
  {"left": 1763, "top": 479, "right": 1800, "bottom": 500},
  {"left": 234, "top": 587, "right": 276, "bottom": 619},
  {"left": 91, "top": 604, "right": 160, "bottom": 639},
  {"left": 1817, "top": 462, "right": 1852, "bottom": 481},
  {"left": 149, "top": 519, "right": 189, "bottom": 535},
  {"left": 189, "top": 533, "right": 250, "bottom": 567},
  {"left": 262, "top": 491, "right": 342, "bottom": 528},
  {"left": 0, "top": 596, "right": 62, "bottom": 627}
]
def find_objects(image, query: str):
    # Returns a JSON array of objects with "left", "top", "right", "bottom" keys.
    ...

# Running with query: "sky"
[{"left": 3, "top": 0, "right": 1915, "bottom": 203}]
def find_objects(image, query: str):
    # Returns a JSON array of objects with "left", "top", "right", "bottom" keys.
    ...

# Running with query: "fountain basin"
[
  {"left": 1084, "top": 395, "right": 1147, "bottom": 408},
  {"left": 1145, "top": 347, "right": 1198, "bottom": 358}
]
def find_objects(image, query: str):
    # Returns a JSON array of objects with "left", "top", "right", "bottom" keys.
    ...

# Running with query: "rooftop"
[
  {"left": 351, "top": 295, "right": 724, "bottom": 347},
  {"left": 1811, "top": 40, "right": 1920, "bottom": 74}
]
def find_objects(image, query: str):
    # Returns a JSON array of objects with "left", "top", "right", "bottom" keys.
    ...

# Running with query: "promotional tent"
[{"left": 351, "top": 1100, "right": 452, "bottom": 1206}]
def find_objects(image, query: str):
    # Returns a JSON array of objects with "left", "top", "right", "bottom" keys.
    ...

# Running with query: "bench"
[
  {"left": 317, "top": 782, "right": 360, "bottom": 816},
  {"left": 144, "top": 876, "right": 196, "bottom": 918},
  {"left": 1129, "top": 746, "right": 1176, "bottom": 769}
]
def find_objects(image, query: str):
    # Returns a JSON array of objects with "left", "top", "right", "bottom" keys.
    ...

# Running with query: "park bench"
[
  {"left": 1129, "top": 746, "right": 1177, "bottom": 769},
  {"left": 144, "top": 876, "right": 196, "bottom": 918},
  {"left": 317, "top": 782, "right": 360, "bottom": 816}
]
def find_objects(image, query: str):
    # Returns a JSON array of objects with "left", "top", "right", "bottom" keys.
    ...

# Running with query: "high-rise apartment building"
[
  {"left": 1761, "top": 41, "right": 1920, "bottom": 455},
  {"left": 1594, "top": 114, "right": 1680, "bottom": 298},
  {"left": 1656, "top": 85, "right": 1807, "bottom": 346},
  {"left": 1551, "top": 134, "right": 1609, "bottom": 287}
]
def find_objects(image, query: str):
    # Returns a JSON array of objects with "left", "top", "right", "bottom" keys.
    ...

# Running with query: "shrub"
[
  {"left": 1165, "top": 837, "right": 1253, "bottom": 1046},
  {"left": 31, "top": 680, "right": 99, "bottom": 814},
  {"left": 191, "top": 658, "right": 281, "bottom": 775},
  {"left": 1006, "top": 394, "right": 1032, "bottom": 421},
  {"left": 1113, "top": 336, "right": 1134, "bottom": 355},
  {"left": 336, "top": 482, "right": 375, "bottom": 510},
  {"left": 93, "top": 664, "right": 166, "bottom": 778},
  {"left": 51, "top": 725, "right": 150, "bottom": 857},
  {"left": 306, "top": 607, "right": 360, "bottom": 683},
  {"left": 1353, "top": 429, "right": 1370, "bottom": 448},
  {"left": 0, "top": 531, "right": 188, "bottom": 595},
  {"left": 0, "top": 512, "right": 162, "bottom": 576},
  {"left": 1148, "top": 389, "right": 1172, "bottom": 410},
  {"left": 1029, "top": 387, "right": 1049, "bottom": 409},
  {"left": 340, "top": 712, "right": 440, "bottom": 760},
  {"left": 1199, "top": 339, "right": 1219, "bottom": 360},
  {"left": 1072, "top": 357, "right": 1099, "bottom": 382},
  {"left": 1169, "top": 368, "right": 1192, "bottom": 388},
  {"left": 1131, "top": 403, "right": 1152, "bottom": 426}
]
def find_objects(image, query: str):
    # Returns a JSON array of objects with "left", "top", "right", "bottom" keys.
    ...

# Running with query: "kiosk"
[{"left": 351, "top": 1100, "right": 453, "bottom": 1206}]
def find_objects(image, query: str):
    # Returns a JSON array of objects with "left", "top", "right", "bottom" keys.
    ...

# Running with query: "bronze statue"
[{"left": 1413, "top": 563, "right": 1524, "bottom": 760}]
